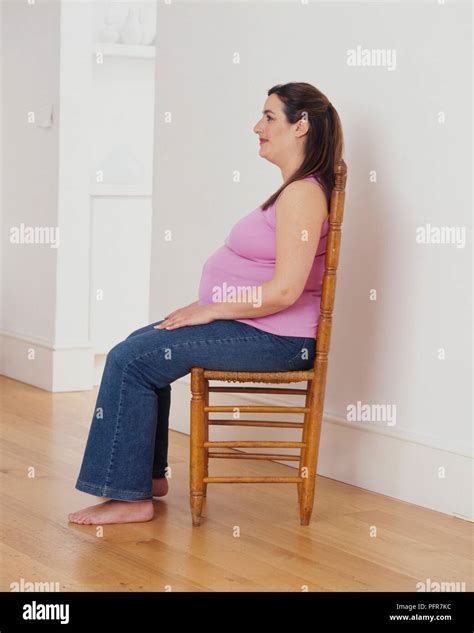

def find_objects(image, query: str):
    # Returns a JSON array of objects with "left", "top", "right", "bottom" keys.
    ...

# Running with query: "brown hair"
[{"left": 260, "top": 82, "right": 344, "bottom": 211}]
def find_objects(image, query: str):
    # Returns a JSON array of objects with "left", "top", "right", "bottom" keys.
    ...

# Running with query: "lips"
[{"left": 259, "top": 139, "right": 268, "bottom": 144}]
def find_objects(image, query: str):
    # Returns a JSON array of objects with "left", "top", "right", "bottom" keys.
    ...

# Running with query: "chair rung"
[
  {"left": 208, "top": 386, "right": 307, "bottom": 395},
  {"left": 203, "top": 370, "right": 314, "bottom": 383},
  {"left": 204, "top": 405, "right": 310, "bottom": 413},
  {"left": 208, "top": 419, "right": 304, "bottom": 428},
  {"left": 209, "top": 452, "right": 301, "bottom": 461},
  {"left": 203, "top": 476, "right": 303, "bottom": 483},
  {"left": 204, "top": 440, "right": 305, "bottom": 448}
]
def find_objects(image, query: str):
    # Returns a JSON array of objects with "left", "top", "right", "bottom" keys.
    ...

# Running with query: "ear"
[{"left": 294, "top": 116, "right": 310, "bottom": 139}]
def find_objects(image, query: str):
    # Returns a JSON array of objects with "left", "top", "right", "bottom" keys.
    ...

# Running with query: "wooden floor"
[{"left": 1, "top": 375, "right": 472, "bottom": 592}]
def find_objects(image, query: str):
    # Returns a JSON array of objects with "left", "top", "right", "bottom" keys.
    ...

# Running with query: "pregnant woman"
[{"left": 68, "top": 81, "right": 344, "bottom": 525}]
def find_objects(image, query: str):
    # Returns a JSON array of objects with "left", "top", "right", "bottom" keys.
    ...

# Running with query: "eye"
[{"left": 266, "top": 115, "right": 274, "bottom": 122}]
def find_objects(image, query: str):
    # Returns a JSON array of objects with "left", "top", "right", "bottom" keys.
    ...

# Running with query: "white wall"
[
  {"left": 0, "top": 1, "right": 3, "bottom": 342},
  {"left": 1, "top": 0, "right": 157, "bottom": 390},
  {"left": 150, "top": 1, "right": 472, "bottom": 519},
  {"left": 1, "top": 0, "right": 96, "bottom": 391},
  {"left": 1, "top": 0, "right": 61, "bottom": 346}
]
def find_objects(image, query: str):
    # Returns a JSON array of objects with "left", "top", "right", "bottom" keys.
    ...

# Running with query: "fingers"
[
  {"left": 164, "top": 318, "right": 183, "bottom": 329},
  {"left": 154, "top": 318, "right": 181, "bottom": 330},
  {"left": 155, "top": 303, "right": 196, "bottom": 329}
]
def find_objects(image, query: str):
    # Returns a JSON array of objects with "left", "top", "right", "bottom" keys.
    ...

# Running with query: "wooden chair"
[{"left": 190, "top": 159, "right": 348, "bottom": 526}]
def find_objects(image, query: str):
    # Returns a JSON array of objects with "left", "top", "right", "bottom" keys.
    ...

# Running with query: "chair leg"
[
  {"left": 297, "top": 380, "right": 312, "bottom": 507},
  {"left": 299, "top": 389, "right": 323, "bottom": 526},
  {"left": 203, "top": 379, "right": 209, "bottom": 498},
  {"left": 190, "top": 368, "right": 206, "bottom": 526}
]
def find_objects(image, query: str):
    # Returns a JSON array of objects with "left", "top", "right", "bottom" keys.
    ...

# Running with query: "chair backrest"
[{"left": 312, "top": 159, "right": 348, "bottom": 372}]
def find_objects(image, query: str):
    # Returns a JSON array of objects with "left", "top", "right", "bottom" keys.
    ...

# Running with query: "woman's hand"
[{"left": 154, "top": 302, "right": 216, "bottom": 330}]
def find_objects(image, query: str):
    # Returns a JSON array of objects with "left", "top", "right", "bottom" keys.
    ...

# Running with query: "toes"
[{"left": 73, "top": 513, "right": 87, "bottom": 524}]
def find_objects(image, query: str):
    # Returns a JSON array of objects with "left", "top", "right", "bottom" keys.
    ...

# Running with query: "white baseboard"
[
  {"left": 0, "top": 329, "right": 95, "bottom": 392},
  {"left": 170, "top": 376, "right": 473, "bottom": 522}
]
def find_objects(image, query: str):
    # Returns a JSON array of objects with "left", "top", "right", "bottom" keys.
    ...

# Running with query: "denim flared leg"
[
  {"left": 74, "top": 319, "right": 314, "bottom": 501},
  {"left": 125, "top": 325, "right": 171, "bottom": 480}
]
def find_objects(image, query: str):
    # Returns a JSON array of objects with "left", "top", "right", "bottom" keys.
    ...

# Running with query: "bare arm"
[{"left": 208, "top": 180, "right": 328, "bottom": 320}]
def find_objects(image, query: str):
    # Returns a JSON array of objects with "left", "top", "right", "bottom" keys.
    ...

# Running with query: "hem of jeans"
[{"left": 75, "top": 479, "right": 153, "bottom": 501}]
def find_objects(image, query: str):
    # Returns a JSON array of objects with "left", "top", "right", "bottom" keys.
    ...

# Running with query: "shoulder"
[
  {"left": 279, "top": 177, "right": 326, "bottom": 202},
  {"left": 276, "top": 178, "right": 328, "bottom": 222}
]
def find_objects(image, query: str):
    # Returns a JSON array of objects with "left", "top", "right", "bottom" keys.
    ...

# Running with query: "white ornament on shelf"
[
  {"left": 98, "top": 14, "right": 121, "bottom": 44},
  {"left": 120, "top": 8, "right": 142, "bottom": 46}
]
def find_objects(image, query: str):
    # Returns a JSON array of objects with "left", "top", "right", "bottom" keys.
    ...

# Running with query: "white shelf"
[
  {"left": 92, "top": 43, "right": 156, "bottom": 59},
  {"left": 90, "top": 184, "right": 152, "bottom": 197}
]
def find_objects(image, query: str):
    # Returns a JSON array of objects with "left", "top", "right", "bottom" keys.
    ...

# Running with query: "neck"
[{"left": 279, "top": 152, "right": 305, "bottom": 182}]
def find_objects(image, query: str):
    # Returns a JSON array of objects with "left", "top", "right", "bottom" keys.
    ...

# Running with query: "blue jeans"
[{"left": 74, "top": 318, "right": 315, "bottom": 501}]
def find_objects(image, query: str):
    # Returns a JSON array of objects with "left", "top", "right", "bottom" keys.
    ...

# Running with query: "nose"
[{"left": 253, "top": 119, "right": 263, "bottom": 135}]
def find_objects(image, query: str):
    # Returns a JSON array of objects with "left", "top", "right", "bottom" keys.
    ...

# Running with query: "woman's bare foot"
[
  {"left": 68, "top": 499, "right": 154, "bottom": 525},
  {"left": 152, "top": 476, "right": 169, "bottom": 497}
]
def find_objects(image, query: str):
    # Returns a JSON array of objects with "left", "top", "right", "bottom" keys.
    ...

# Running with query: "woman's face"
[{"left": 253, "top": 94, "right": 297, "bottom": 166}]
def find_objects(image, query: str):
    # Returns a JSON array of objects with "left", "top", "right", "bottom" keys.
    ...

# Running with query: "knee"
[
  {"left": 125, "top": 319, "right": 165, "bottom": 340},
  {"left": 106, "top": 339, "right": 137, "bottom": 371},
  {"left": 125, "top": 326, "right": 143, "bottom": 340}
]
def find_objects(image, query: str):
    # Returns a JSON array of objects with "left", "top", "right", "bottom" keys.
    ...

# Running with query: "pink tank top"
[{"left": 197, "top": 175, "right": 329, "bottom": 338}]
